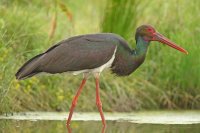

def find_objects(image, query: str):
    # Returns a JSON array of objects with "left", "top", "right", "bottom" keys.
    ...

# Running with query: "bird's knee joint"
[
  {"left": 96, "top": 101, "right": 102, "bottom": 107},
  {"left": 72, "top": 101, "right": 77, "bottom": 106}
]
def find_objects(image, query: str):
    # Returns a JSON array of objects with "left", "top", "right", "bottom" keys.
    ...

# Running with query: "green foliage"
[
  {"left": 102, "top": 0, "right": 138, "bottom": 41},
  {"left": 0, "top": 0, "right": 200, "bottom": 113},
  {"left": 0, "top": 0, "right": 103, "bottom": 113},
  {"left": 101, "top": 0, "right": 200, "bottom": 109}
]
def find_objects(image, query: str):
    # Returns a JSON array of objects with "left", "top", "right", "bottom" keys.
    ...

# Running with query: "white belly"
[{"left": 72, "top": 47, "right": 117, "bottom": 75}]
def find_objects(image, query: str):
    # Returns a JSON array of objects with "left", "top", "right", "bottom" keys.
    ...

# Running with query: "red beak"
[{"left": 153, "top": 32, "right": 188, "bottom": 54}]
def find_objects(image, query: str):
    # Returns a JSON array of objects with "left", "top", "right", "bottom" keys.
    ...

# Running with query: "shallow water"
[{"left": 1, "top": 111, "right": 200, "bottom": 133}]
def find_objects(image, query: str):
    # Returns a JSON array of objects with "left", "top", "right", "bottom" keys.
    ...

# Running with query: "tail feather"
[{"left": 15, "top": 53, "right": 44, "bottom": 80}]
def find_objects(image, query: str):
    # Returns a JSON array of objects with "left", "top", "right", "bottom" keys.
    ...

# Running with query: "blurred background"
[{"left": 0, "top": 0, "right": 200, "bottom": 113}]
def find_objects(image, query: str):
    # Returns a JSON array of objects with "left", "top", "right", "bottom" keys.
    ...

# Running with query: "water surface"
[{"left": 1, "top": 111, "right": 200, "bottom": 133}]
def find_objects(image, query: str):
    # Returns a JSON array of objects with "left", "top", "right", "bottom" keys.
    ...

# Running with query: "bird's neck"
[
  {"left": 111, "top": 36, "right": 149, "bottom": 76},
  {"left": 134, "top": 36, "right": 149, "bottom": 56}
]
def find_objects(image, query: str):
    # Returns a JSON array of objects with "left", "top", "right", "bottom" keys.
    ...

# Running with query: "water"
[{"left": 1, "top": 111, "right": 200, "bottom": 133}]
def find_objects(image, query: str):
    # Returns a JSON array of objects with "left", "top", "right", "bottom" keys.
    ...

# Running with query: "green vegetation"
[{"left": 0, "top": 0, "right": 200, "bottom": 113}]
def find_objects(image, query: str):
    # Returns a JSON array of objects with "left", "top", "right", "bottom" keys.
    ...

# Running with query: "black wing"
[
  {"left": 37, "top": 34, "right": 117, "bottom": 73},
  {"left": 15, "top": 33, "right": 131, "bottom": 79}
]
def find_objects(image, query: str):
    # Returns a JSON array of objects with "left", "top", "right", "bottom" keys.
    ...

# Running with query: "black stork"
[{"left": 15, "top": 24, "right": 188, "bottom": 127}]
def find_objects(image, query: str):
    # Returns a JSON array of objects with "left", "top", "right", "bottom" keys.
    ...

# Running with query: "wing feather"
[{"left": 38, "top": 34, "right": 117, "bottom": 73}]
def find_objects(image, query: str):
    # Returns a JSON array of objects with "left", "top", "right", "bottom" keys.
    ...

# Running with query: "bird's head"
[{"left": 135, "top": 24, "right": 188, "bottom": 54}]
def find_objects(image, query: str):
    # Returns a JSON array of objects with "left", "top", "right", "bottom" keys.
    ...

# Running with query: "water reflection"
[
  {"left": 67, "top": 122, "right": 106, "bottom": 133},
  {"left": 1, "top": 120, "right": 200, "bottom": 133}
]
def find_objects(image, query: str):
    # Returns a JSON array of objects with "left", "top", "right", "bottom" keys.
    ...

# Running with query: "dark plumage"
[
  {"left": 15, "top": 25, "right": 188, "bottom": 127},
  {"left": 16, "top": 33, "right": 138, "bottom": 79}
]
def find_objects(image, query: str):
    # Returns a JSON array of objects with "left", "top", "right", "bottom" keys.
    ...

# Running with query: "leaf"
[
  {"left": 48, "top": 13, "right": 57, "bottom": 39},
  {"left": 59, "top": 2, "right": 73, "bottom": 22}
]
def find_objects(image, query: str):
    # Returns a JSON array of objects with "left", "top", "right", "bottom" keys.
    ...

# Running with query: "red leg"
[
  {"left": 67, "top": 125, "right": 72, "bottom": 133},
  {"left": 66, "top": 75, "right": 87, "bottom": 126},
  {"left": 95, "top": 73, "right": 106, "bottom": 127}
]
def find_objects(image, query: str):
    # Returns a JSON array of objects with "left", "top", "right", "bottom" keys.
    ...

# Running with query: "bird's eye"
[
  {"left": 147, "top": 28, "right": 155, "bottom": 33},
  {"left": 147, "top": 28, "right": 153, "bottom": 32}
]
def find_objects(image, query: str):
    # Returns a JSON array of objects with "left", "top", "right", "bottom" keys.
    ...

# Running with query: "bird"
[{"left": 15, "top": 24, "right": 188, "bottom": 127}]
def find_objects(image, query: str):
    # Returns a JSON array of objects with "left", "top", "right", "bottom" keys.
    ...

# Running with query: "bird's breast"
[{"left": 111, "top": 51, "right": 145, "bottom": 76}]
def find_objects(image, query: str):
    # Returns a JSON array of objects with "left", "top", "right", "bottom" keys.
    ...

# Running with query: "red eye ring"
[
  {"left": 147, "top": 28, "right": 156, "bottom": 33},
  {"left": 147, "top": 28, "right": 153, "bottom": 32}
]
